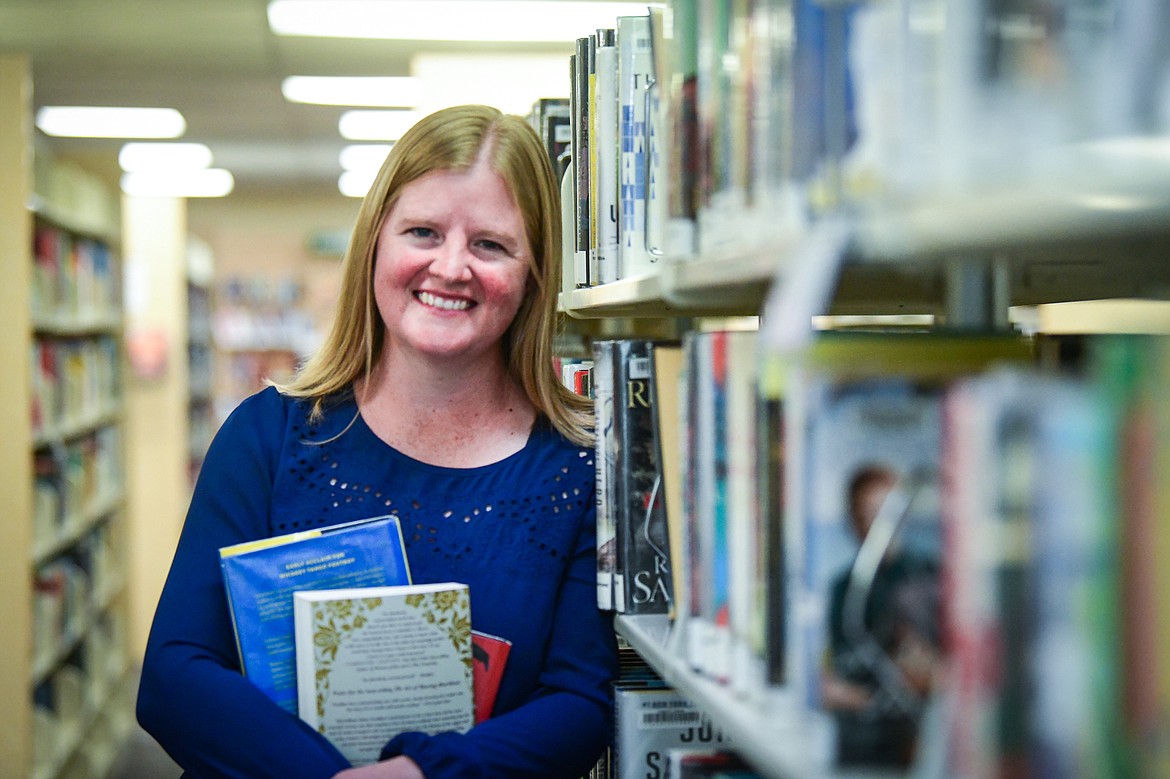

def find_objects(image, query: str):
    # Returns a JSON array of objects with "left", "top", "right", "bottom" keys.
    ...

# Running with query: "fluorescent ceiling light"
[
  {"left": 121, "top": 169, "right": 235, "bottom": 198},
  {"left": 339, "top": 169, "right": 378, "bottom": 198},
  {"left": 283, "top": 76, "right": 423, "bottom": 108},
  {"left": 339, "top": 110, "right": 422, "bottom": 141},
  {"left": 119, "top": 142, "right": 213, "bottom": 172},
  {"left": 36, "top": 106, "right": 186, "bottom": 139},
  {"left": 340, "top": 144, "right": 393, "bottom": 172},
  {"left": 268, "top": 0, "right": 658, "bottom": 42}
]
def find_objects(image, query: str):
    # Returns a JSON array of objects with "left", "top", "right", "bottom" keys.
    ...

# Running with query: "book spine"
[
  {"left": 614, "top": 339, "right": 672, "bottom": 614},
  {"left": 572, "top": 39, "right": 591, "bottom": 288},
  {"left": 617, "top": 14, "right": 656, "bottom": 279},
  {"left": 594, "top": 30, "right": 620, "bottom": 285},
  {"left": 592, "top": 339, "right": 617, "bottom": 611},
  {"left": 668, "top": 0, "right": 699, "bottom": 258}
]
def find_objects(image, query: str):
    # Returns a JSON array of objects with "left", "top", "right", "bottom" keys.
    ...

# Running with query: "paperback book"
[
  {"left": 294, "top": 582, "right": 473, "bottom": 766},
  {"left": 218, "top": 515, "right": 411, "bottom": 713}
]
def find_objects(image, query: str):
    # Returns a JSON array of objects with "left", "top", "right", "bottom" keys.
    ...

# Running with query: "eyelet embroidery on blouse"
[{"left": 275, "top": 412, "right": 594, "bottom": 569}]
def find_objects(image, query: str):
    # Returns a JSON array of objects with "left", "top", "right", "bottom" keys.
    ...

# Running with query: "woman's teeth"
[{"left": 418, "top": 291, "right": 470, "bottom": 311}]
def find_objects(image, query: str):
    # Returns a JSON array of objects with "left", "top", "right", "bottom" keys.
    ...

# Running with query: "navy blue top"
[{"left": 138, "top": 387, "right": 618, "bottom": 779}]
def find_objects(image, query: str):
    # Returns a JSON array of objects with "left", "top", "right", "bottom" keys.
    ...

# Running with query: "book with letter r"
[
  {"left": 218, "top": 515, "right": 411, "bottom": 714},
  {"left": 293, "top": 582, "right": 474, "bottom": 766},
  {"left": 612, "top": 338, "right": 673, "bottom": 614}
]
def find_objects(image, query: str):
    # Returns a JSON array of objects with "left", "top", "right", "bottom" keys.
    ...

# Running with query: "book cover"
[
  {"left": 617, "top": 14, "right": 657, "bottom": 279},
  {"left": 798, "top": 374, "right": 943, "bottom": 771},
  {"left": 471, "top": 629, "right": 511, "bottom": 724},
  {"left": 592, "top": 339, "right": 618, "bottom": 611},
  {"left": 293, "top": 582, "right": 473, "bottom": 766},
  {"left": 218, "top": 515, "right": 411, "bottom": 714},
  {"left": 789, "top": 332, "right": 1032, "bottom": 770},
  {"left": 612, "top": 339, "right": 673, "bottom": 614},
  {"left": 612, "top": 684, "right": 731, "bottom": 779}
]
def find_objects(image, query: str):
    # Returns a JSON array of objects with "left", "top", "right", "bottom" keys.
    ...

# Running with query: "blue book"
[{"left": 219, "top": 515, "right": 412, "bottom": 713}]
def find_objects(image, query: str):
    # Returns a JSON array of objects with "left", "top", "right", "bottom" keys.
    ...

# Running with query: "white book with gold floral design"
[{"left": 293, "top": 582, "right": 473, "bottom": 766}]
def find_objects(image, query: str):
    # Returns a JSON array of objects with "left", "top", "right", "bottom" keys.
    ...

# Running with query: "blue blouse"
[{"left": 137, "top": 387, "right": 618, "bottom": 779}]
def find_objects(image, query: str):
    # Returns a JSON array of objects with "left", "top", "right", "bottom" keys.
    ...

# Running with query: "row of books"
[
  {"left": 576, "top": 330, "right": 1170, "bottom": 776},
  {"left": 556, "top": 0, "right": 1163, "bottom": 293},
  {"left": 32, "top": 221, "right": 119, "bottom": 326},
  {"left": 33, "top": 523, "right": 120, "bottom": 681},
  {"left": 33, "top": 610, "right": 128, "bottom": 776},
  {"left": 31, "top": 335, "right": 121, "bottom": 440},
  {"left": 33, "top": 427, "right": 122, "bottom": 557}
]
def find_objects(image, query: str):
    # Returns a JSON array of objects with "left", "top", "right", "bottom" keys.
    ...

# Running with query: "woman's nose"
[{"left": 428, "top": 241, "right": 473, "bottom": 282}]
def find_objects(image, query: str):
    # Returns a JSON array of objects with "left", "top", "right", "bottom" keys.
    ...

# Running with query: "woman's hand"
[{"left": 333, "top": 756, "right": 425, "bottom": 779}]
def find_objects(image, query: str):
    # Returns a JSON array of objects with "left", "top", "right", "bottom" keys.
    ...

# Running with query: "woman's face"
[{"left": 372, "top": 158, "right": 532, "bottom": 366}]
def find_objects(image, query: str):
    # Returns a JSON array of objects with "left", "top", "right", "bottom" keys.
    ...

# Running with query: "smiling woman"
[{"left": 135, "top": 104, "right": 618, "bottom": 779}]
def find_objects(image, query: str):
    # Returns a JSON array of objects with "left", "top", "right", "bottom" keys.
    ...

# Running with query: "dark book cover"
[{"left": 612, "top": 339, "right": 673, "bottom": 614}]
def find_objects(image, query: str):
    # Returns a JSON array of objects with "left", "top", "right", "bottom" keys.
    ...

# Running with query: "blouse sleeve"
[
  {"left": 136, "top": 388, "right": 351, "bottom": 778},
  {"left": 381, "top": 501, "right": 619, "bottom": 779}
]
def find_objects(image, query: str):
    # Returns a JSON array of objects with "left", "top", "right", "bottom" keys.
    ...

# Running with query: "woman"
[{"left": 137, "top": 104, "right": 618, "bottom": 779}]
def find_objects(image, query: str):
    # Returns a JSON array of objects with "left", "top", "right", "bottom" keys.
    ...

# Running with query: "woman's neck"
[{"left": 355, "top": 347, "right": 536, "bottom": 468}]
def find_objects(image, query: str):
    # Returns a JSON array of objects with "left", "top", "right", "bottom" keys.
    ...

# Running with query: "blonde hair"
[{"left": 279, "top": 104, "right": 593, "bottom": 446}]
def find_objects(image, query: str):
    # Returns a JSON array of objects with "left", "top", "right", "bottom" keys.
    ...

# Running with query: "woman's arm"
[{"left": 137, "top": 389, "right": 351, "bottom": 779}]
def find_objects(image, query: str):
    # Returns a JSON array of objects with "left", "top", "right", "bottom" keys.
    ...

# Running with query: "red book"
[{"left": 472, "top": 630, "right": 511, "bottom": 724}]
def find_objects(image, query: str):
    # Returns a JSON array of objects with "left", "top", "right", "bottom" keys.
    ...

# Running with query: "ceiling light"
[
  {"left": 268, "top": 0, "right": 659, "bottom": 42},
  {"left": 121, "top": 169, "right": 235, "bottom": 198},
  {"left": 283, "top": 76, "right": 423, "bottom": 108},
  {"left": 36, "top": 106, "right": 186, "bottom": 139},
  {"left": 119, "top": 143, "right": 213, "bottom": 172},
  {"left": 339, "top": 110, "right": 422, "bottom": 141},
  {"left": 339, "top": 169, "right": 378, "bottom": 198},
  {"left": 340, "top": 144, "right": 394, "bottom": 172}
]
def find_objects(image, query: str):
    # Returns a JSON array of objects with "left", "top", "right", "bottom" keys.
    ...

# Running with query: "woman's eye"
[
  {"left": 477, "top": 239, "right": 506, "bottom": 253},
  {"left": 407, "top": 226, "right": 436, "bottom": 240}
]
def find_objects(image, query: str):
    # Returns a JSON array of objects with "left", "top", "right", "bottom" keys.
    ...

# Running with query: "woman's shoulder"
[{"left": 219, "top": 386, "right": 342, "bottom": 440}]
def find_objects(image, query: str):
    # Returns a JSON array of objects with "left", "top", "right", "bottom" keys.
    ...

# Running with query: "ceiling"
[{"left": 0, "top": 0, "right": 577, "bottom": 202}]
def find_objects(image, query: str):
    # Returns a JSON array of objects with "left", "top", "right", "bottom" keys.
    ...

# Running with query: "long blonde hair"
[{"left": 279, "top": 104, "right": 592, "bottom": 446}]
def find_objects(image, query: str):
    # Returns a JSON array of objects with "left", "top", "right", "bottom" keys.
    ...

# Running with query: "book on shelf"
[
  {"left": 665, "top": 748, "right": 756, "bottom": 778},
  {"left": 683, "top": 329, "right": 756, "bottom": 683},
  {"left": 293, "top": 582, "right": 473, "bottom": 766},
  {"left": 612, "top": 683, "right": 732, "bottom": 779},
  {"left": 594, "top": 27, "right": 620, "bottom": 286},
  {"left": 593, "top": 339, "right": 618, "bottom": 611},
  {"left": 611, "top": 338, "right": 674, "bottom": 614},
  {"left": 786, "top": 332, "right": 1032, "bottom": 771},
  {"left": 617, "top": 13, "right": 658, "bottom": 279},
  {"left": 526, "top": 96, "right": 571, "bottom": 179},
  {"left": 218, "top": 515, "right": 411, "bottom": 714},
  {"left": 942, "top": 367, "right": 1122, "bottom": 777},
  {"left": 650, "top": 342, "right": 685, "bottom": 622},
  {"left": 573, "top": 36, "right": 593, "bottom": 288}
]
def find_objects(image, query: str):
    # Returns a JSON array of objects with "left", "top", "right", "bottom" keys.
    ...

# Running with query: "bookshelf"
[
  {"left": 2, "top": 54, "right": 134, "bottom": 779},
  {"left": 186, "top": 237, "right": 215, "bottom": 487},
  {"left": 556, "top": 5, "right": 1170, "bottom": 778}
]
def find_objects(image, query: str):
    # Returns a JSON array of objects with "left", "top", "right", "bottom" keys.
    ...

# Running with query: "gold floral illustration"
[{"left": 311, "top": 588, "right": 472, "bottom": 731}]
